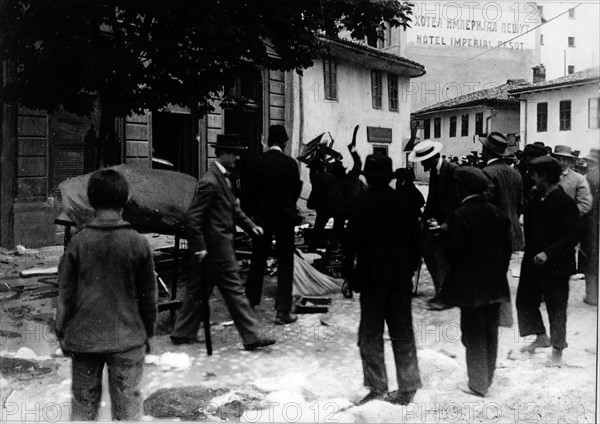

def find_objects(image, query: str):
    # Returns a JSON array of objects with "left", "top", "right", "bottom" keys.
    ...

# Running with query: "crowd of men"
[{"left": 56, "top": 124, "right": 599, "bottom": 418}]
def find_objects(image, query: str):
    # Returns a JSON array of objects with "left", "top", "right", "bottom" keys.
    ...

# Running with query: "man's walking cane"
[
  {"left": 413, "top": 256, "right": 424, "bottom": 296},
  {"left": 198, "top": 259, "right": 213, "bottom": 356}
]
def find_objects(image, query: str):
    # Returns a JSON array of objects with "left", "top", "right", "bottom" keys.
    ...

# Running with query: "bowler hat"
[
  {"left": 454, "top": 167, "right": 489, "bottom": 194},
  {"left": 529, "top": 155, "right": 562, "bottom": 177},
  {"left": 408, "top": 140, "right": 443, "bottom": 162},
  {"left": 362, "top": 154, "right": 393, "bottom": 179},
  {"left": 268, "top": 125, "right": 289, "bottom": 146},
  {"left": 479, "top": 132, "right": 509, "bottom": 157},
  {"left": 551, "top": 145, "right": 575, "bottom": 158},
  {"left": 209, "top": 134, "right": 247, "bottom": 151},
  {"left": 523, "top": 144, "right": 547, "bottom": 158}
]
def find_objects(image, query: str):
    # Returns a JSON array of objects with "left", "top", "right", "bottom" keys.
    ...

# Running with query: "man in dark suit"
[
  {"left": 408, "top": 140, "right": 460, "bottom": 310},
  {"left": 245, "top": 125, "right": 302, "bottom": 325},
  {"left": 171, "top": 134, "right": 275, "bottom": 351},
  {"left": 516, "top": 156, "right": 581, "bottom": 366},
  {"left": 343, "top": 155, "right": 422, "bottom": 406},
  {"left": 441, "top": 167, "right": 512, "bottom": 397}
]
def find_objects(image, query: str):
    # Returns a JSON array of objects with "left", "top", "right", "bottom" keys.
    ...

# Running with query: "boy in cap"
[
  {"left": 56, "top": 169, "right": 157, "bottom": 420},
  {"left": 343, "top": 154, "right": 422, "bottom": 405},
  {"left": 440, "top": 167, "right": 511, "bottom": 397},
  {"left": 516, "top": 156, "right": 581, "bottom": 366}
]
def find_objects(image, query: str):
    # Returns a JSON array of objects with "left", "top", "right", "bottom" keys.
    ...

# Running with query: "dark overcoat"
[
  {"left": 440, "top": 196, "right": 511, "bottom": 308},
  {"left": 422, "top": 160, "right": 460, "bottom": 224}
]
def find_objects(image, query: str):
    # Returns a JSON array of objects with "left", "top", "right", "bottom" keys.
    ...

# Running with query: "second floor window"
[
  {"left": 568, "top": 8, "right": 575, "bottom": 18},
  {"left": 434, "top": 117, "right": 441, "bottom": 138},
  {"left": 388, "top": 74, "right": 398, "bottom": 112},
  {"left": 475, "top": 112, "right": 484, "bottom": 135},
  {"left": 423, "top": 119, "right": 431, "bottom": 139},
  {"left": 568, "top": 37, "right": 575, "bottom": 47},
  {"left": 449, "top": 116, "right": 457, "bottom": 137},
  {"left": 560, "top": 100, "right": 571, "bottom": 131},
  {"left": 461, "top": 114, "right": 469, "bottom": 136},
  {"left": 371, "top": 70, "right": 383, "bottom": 109},
  {"left": 589, "top": 98, "right": 600, "bottom": 129},
  {"left": 537, "top": 102, "right": 548, "bottom": 132},
  {"left": 323, "top": 59, "right": 337, "bottom": 100},
  {"left": 568, "top": 65, "right": 575, "bottom": 74}
]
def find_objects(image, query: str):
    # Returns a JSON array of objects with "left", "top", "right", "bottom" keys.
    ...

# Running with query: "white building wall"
[
  {"left": 288, "top": 59, "right": 414, "bottom": 200},
  {"left": 539, "top": 3, "right": 600, "bottom": 79},
  {"left": 520, "top": 83, "right": 600, "bottom": 155}
]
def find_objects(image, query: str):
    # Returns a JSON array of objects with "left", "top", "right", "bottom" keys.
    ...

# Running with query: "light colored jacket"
[{"left": 559, "top": 167, "right": 593, "bottom": 216}]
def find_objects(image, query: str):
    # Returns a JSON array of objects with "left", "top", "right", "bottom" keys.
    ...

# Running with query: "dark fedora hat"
[
  {"left": 268, "top": 125, "right": 289, "bottom": 146},
  {"left": 454, "top": 167, "right": 489, "bottom": 194},
  {"left": 362, "top": 154, "right": 393, "bottom": 179},
  {"left": 209, "top": 134, "right": 247, "bottom": 151},
  {"left": 479, "top": 132, "right": 510, "bottom": 157},
  {"left": 530, "top": 155, "right": 562, "bottom": 178}
]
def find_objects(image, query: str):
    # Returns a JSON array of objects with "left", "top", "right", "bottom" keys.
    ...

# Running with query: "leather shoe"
[
  {"left": 384, "top": 390, "right": 416, "bottom": 405},
  {"left": 170, "top": 336, "right": 203, "bottom": 345},
  {"left": 274, "top": 311, "right": 298, "bottom": 325},
  {"left": 356, "top": 391, "right": 385, "bottom": 405},
  {"left": 243, "top": 338, "right": 276, "bottom": 351}
]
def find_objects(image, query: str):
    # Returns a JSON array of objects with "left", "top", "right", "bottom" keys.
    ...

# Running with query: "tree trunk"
[{"left": 98, "top": 95, "right": 120, "bottom": 167}]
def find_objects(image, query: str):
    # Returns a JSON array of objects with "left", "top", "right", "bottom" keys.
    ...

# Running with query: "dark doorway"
[{"left": 152, "top": 112, "right": 194, "bottom": 176}]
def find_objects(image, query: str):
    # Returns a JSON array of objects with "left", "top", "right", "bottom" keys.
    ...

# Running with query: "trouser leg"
[
  {"left": 171, "top": 261, "right": 205, "bottom": 339},
  {"left": 212, "top": 268, "right": 262, "bottom": 345},
  {"left": 358, "top": 288, "right": 388, "bottom": 393},
  {"left": 542, "top": 276, "right": 570, "bottom": 350},
  {"left": 274, "top": 227, "right": 295, "bottom": 312},
  {"left": 485, "top": 304, "right": 500, "bottom": 386},
  {"left": 246, "top": 233, "right": 272, "bottom": 307},
  {"left": 312, "top": 211, "right": 331, "bottom": 249},
  {"left": 461, "top": 306, "right": 496, "bottom": 396},
  {"left": 71, "top": 352, "right": 105, "bottom": 421},
  {"left": 423, "top": 235, "right": 448, "bottom": 296},
  {"left": 516, "top": 271, "right": 547, "bottom": 338},
  {"left": 106, "top": 346, "right": 145, "bottom": 421},
  {"left": 385, "top": 286, "right": 422, "bottom": 393}
]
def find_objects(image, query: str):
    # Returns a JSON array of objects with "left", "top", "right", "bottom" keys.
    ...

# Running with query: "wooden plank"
[
  {"left": 269, "top": 106, "right": 285, "bottom": 121},
  {"left": 126, "top": 157, "right": 150, "bottom": 167},
  {"left": 207, "top": 128, "right": 221, "bottom": 145},
  {"left": 125, "top": 141, "right": 149, "bottom": 157},
  {"left": 270, "top": 81, "right": 286, "bottom": 95},
  {"left": 269, "top": 69, "right": 285, "bottom": 82},
  {"left": 17, "top": 177, "right": 47, "bottom": 198},
  {"left": 17, "top": 115, "right": 47, "bottom": 137},
  {"left": 17, "top": 157, "right": 47, "bottom": 177},
  {"left": 207, "top": 113, "right": 222, "bottom": 129},
  {"left": 269, "top": 93, "right": 285, "bottom": 108},
  {"left": 127, "top": 113, "right": 149, "bottom": 124},
  {"left": 125, "top": 122, "right": 149, "bottom": 141},
  {"left": 18, "top": 138, "right": 47, "bottom": 156}
]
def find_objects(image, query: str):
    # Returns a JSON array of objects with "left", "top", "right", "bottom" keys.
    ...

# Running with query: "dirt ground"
[{"left": 0, "top": 236, "right": 597, "bottom": 423}]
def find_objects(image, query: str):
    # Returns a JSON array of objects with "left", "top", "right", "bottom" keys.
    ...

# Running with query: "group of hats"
[{"left": 209, "top": 125, "right": 289, "bottom": 150}]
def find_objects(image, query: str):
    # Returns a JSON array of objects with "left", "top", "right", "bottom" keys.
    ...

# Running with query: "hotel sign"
[{"left": 367, "top": 127, "right": 392, "bottom": 143}]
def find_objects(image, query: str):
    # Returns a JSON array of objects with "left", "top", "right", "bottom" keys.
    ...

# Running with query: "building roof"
[
  {"left": 509, "top": 67, "right": 600, "bottom": 95},
  {"left": 319, "top": 36, "right": 426, "bottom": 78},
  {"left": 412, "top": 79, "right": 527, "bottom": 117}
]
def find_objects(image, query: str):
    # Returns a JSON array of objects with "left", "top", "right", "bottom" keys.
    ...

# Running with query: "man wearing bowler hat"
[
  {"left": 343, "top": 154, "right": 422, "bottom": 406},
  {"left": 552, "top": 145, "right": 592, "bottom": 216},
  {"left": 408, "top": 140, "right": 460, "bottom": 311},
  {"left": 245, "top": 125, "right": 303, "bottom": 325},
  {"left": 440, "top": 167, "right": 511, "bottom": 397},
  {"left": 171, "top": 134, "right": 276, "bottom": 351}
]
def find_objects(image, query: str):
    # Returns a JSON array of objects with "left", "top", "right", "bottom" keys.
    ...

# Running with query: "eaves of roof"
[
  {"left": 318, "top": 36, "right": 426, "bottom": 78},
  {"left": 509, "top": 67, "right": 600, "bottom": 95}
]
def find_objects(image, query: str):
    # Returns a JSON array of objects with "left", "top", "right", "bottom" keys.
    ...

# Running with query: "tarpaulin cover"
[{"left": 59, "top": 165, "right": 198, "bottom": 232}]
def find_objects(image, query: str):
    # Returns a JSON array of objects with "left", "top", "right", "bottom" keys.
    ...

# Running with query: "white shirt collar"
[
  {"left": 269, "top": 145, "right": 283, "bottom": 152},
  {"left": 461, "top": 194, "right": 480, "bottom": 204},
  {"left": 487, "top": 157, "right": 502, "bottom": 165},
  {"left": 214, "top": 160, "right": 227, "bottom": 175}
]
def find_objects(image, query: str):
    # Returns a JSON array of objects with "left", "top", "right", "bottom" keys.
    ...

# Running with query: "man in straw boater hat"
[
  {"left": 171, "top": 134, "right": 276, "bottom": 351},
  {"left": 552, "top": 145, "right": 593, "bottom": 216},
  {"left": 245, "top": 125, "right": 302, "bottom": 325},
  {"left": 479, "top": 131, "right": 524, "bottom": 328},
  {"left": 440, "top": 166, "right": 511, "bottom": 397},
  {"left": 582, "top": 148, "right": 599, "bottom": 305},
  {"left": 342, "top": 154, "right": 422, "bottom": 406},
  {"left": 408, "top": 140, "right": 460, "bottom": 311},
  {"left": 516, "top": 156, "right": 580, "bottom": 366}
]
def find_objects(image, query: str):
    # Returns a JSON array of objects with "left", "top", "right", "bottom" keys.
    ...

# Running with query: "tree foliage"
[{"left": 0, "top": 0, "right": 413, "bottom": 118}]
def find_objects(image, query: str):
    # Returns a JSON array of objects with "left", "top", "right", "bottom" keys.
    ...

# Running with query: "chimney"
[{"left": 532, "top": 64, "right": 546, "bottom": 83}]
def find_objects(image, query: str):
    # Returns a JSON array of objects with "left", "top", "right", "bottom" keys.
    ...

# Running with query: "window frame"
[
  {"left": 567, "top": 65, "right": 575, "bottom": 75},
  {"left": 475, "top": 112, "right": 484, "bottom": 135},
  {"left": 388, "top": 73, "right": 399, "bottom": 112},
  {"left": 371, "top": 70, "right": 383, "bottom": 109},
  {"left": 323, "top": 58, "right": 338, "bottom": 101},
  {"left": 559, "top": 100, "right": 571, "bottom": 131},
  {"left": 461, "top": 114, "right": 469, "bottom": 137},
  {"left": 434, "top": 117, "right": 441, "bottom": 138},
  {"left": 449, "top": 116, "right": 457, "bottom": 137},
  {"left": 537, "top": 102, "right": 548, "bottom": 132},
  {"left": 589, "top": 98, "right": 600, "bottom": 129},
  {"left": 568, "top": 36, "right": 575, "bottom": 47},
  {"left": 423, "top": 118, "right": 431, "bottom": 139},
  {"left": 568, "top": 8, "right": 575, "bottom": 18}
]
